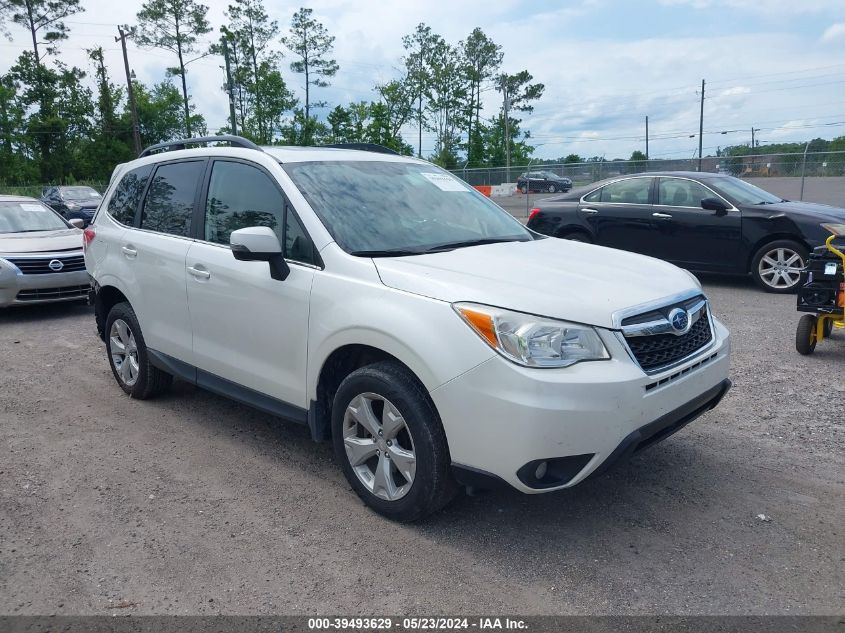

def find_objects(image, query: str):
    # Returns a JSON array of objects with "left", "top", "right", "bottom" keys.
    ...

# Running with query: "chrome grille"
[
  {"left": 16, "top": 284, "right": 90, "bottom": 302},
  {"left": 621, "top": 295, "right": 714, "bottom": 373},
  {"left": 7, "top": 253, "right": 86, "bottom": 275}
]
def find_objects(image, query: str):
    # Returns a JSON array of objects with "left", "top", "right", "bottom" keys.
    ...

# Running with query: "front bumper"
[
  {"left": 0, "top": 264, "right": 91, "bottom": 307},
  {"left": 431, "top": 317, "right": 731, "bottom": 493}
]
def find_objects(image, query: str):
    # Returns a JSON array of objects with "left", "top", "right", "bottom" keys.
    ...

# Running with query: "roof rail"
[
  {"left": 138, "top": 135, "right": 263, "bottom": 158},
  {"left": 321, "top": 143, "right": 400, "bottom": 156}
]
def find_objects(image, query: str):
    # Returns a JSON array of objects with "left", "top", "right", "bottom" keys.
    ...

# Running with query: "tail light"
[
  {"left": 83, "top": 228, "right": 96, "bottom": 251},
  {"left": 528, "top": 208, "right": 541, "bottom": 223}
]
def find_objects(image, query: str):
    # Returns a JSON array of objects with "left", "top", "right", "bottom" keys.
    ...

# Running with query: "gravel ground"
[{"left": 0, "top": 275, "right": 843, "bottom": 616}]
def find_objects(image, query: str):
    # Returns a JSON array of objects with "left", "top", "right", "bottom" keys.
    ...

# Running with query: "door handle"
[
  {"left": 121, "top": 245, "right": 137, "bottom": 258},
  {"left": 188, "top": 265, "right": 211, "bottom": 280},
  {"left": 652, "top": 212, "right": 673, "bottom": 219},
  {"left": 582, "top": 208, "right": 599, "bottom": 214}
]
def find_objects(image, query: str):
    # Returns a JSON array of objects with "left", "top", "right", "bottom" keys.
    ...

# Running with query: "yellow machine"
[{"left": 795, "top": 224, "right": 845, "bottom": 355}]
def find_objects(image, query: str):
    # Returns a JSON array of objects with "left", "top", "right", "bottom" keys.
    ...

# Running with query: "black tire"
[
  {"left": 547, "top": 184, "right": 557, "bottom": 193},
  {"left": 822, "top": 318, "right": 833, "bottom": 338},
  {"left": 520, "top": 184, "right": 528, "bottom": 194},
  {"left": 331, "top": 361, "right": 456, "bottom": 522},
  {"left": 750, "top": 239, "right": 808, "bottom": 294},
  {"left": 795, "top": 314, "right": 817, "bottom": 355},
  {"left": 105, "top": 302, "right": 172, "bottom": 398},
  {"left": 561, "top": 230, "right": 592, "bottom": 243}
]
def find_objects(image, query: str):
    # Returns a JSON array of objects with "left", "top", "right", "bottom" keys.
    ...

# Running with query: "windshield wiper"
[
  {"left": 420, "top": 237, "right": 528, "bottom": 253},
  {"left": 349, "top": 248, "right": 425, "bottom": 258}
]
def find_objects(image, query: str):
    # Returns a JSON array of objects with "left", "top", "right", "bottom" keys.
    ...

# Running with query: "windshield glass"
[
  {"left": 282, "top": 161, "right": 532, "bottom": 254},
  {"left": 0, "top": 201, "right": 70, "bottom": 233},
  {"left": 709, "top": 176, "right": 783, "bottom": 205},
  {"left": 62, "top": 186, "right": 102, "bottom": 201}
]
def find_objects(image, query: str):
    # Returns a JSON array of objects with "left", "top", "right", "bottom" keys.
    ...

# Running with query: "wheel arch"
[
  {"left": 554, "top": 224, "right": 595, "bottom": 241},
  {"left": 93, "top": 282, "right": 132, "bottom": 341},
  {"left": 308, "top": 341, "right": 432, "bottom": 442},
  {"left": 745, "top": 233, "right": 809, "bottom": 273}
]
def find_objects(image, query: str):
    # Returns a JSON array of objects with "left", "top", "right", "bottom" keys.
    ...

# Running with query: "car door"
[
  {"left": 119, "top": 159, "right": 206, "bottom": 365},
  {"left": 651, "top": 177, "right": 742, "bottom": 271},
  {"left": 578, "top": 176, "right": 660, "bottom": 256},
  {"left": 185, "top": 159, "right": 318, "bottom": 410}
]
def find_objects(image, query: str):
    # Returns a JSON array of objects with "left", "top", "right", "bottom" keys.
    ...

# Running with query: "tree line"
[{"left": 0, "top": 0, "right": 545, "bottom": 186}]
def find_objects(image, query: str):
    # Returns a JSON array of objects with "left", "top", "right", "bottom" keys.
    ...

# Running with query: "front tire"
[
  {"left": 796, "top": 314, "right": 817, "bottom": 355},
  {"left": 751, "top": 240, "right": 807, "bottom": 293},
  {"left": 105, "top": 302, "right": 172, "bottom": 398},
  {"left": 520, "top": 184, "right": 528, "bottom": 194},
  {"left": 331, "top": 361, "right": 456, "bottom": 522}
]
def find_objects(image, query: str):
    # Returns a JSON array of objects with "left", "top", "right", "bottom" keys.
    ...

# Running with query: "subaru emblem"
[
  {"left": 668, "top": 308, "right": 689, "bottom": 333},
  {"left": 48, "top": 259, "right": 64, "bottom": 272}
]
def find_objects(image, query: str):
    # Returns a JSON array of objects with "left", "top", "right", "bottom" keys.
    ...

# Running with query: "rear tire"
[
  {"left": 105, "top": 302, "right": 172, "bottom": 398},
  {"left": 547, "top": 184, "right": 557, "bottom": 193},
  {"left": 520, "top": 184, "right": 528, "bottom": 194},
  {"left": 822, "top": 318, "right": 833, "bottom": 338},
  {"left": 331, "top": 361, "right": 456, "bottom": 522},
  {"left": 795, "top": 314, "right": 817, "bottom": 355}
]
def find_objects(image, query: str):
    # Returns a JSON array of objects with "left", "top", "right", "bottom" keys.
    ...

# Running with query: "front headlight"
[{"left": 454, "top": 302, "right": 609, "bottom": 368}]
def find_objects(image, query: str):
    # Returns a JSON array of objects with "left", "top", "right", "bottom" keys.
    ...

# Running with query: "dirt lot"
[{"left": 0, "top": 276, "right": 843, "bottom": 616}]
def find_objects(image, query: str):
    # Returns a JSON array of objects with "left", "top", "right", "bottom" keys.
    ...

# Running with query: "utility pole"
[
  {"left": 222, "top": 37, "right": 237, "bottom": 136},
  {"left": 698, "top": 79, "right": 705, "bottom": 171},
  {"left": 645, "top": 115, "right": 649, "bottom": 160},
  {"left": 501, "top": 75, "right": 511, "bottom": 183},
  {"left": 751, "top": 127, "right": 760, "bottom": 149},
  {"left": 116, "top": 26, "right": 142, "bottom": 157}
]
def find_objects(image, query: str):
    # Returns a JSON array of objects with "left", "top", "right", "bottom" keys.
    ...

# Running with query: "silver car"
[{"left": 0, "top": 195, "right": 90, "bottom": 307}]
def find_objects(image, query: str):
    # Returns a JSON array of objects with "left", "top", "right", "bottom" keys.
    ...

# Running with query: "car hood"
[
  {"left": 373, "top": 238, "right": 700, "bottom": 329},
  {"left": 0, "top": 228, "right": 83, "bottom": 254}
]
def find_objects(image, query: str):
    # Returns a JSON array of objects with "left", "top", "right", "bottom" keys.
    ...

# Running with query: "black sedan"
[
  {"left": 526, "top": 171, "right": 845, "bottom": 293},
  {"left": 517, "top": 171, "right": 572, "bottom": 194},
  {"left": 40, "top": 186, "right": 103, "bottom": 227}
]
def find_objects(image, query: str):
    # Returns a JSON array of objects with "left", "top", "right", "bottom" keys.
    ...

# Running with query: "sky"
[{"left": 1, "top": 0, "right": 844, "bottom": 161}]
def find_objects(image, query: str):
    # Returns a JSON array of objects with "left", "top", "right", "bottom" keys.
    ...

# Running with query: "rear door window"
[
  {"left": 107, "top": 164, "right": 153, "bottom": 226},
  {"left": 600, "top": 178, "right": 653, "bottom": 204},
  {"left": 139, "top": 160, "right": 205, "bottom": 237}
]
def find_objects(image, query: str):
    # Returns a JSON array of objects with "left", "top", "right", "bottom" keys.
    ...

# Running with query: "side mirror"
[
  {"left": 68, "top": 218, "right": 85, "bottom": 229},
  {"left": 701, "top": 197, "right": 729, "bottom": 215},
  {"left": 230, "top": 226, "right": 289, "bottom": 281}
]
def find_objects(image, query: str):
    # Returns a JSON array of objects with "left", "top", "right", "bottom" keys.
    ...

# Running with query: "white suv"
[{"left": 86, "top": 136, "right": 731, "bottom": 521}]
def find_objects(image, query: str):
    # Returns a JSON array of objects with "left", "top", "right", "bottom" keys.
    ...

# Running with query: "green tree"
[
  {"left": 630, "top": 150, "right": 646, "bottom": 161},
  {"left": 563, "top": 154, "right": 582, "bottom": 164},
  {"left": 218, "top": 0, "right": 286, "bottom": 142},
  {"left": 281, "top": 7, "right": 339, "bottom": 120},
  {"left": 0, "top": 0, "right": 83, "bottom": 64},
  {"left": 130, "top": 80, "right": 205, "bottom": 147},
  {"left": 0, "top": 72, "right": 36, "bottom": 185},
  {"left": 375, "top": 79, "right": 415, "bottom": 144},
  {"left": 461, "top": 28, "right": 502, "bottom": 166},
  {"left": 134, "top": 0, "right": 212, "bottom": 137},
  {"left": 402, "top": 23, "right": 438, "bottom": 157},
  {"left": 425, "top": 35, "right": 466, "bottom": 168}
]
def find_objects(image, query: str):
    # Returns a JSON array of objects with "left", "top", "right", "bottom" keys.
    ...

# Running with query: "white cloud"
[
  {"left": 1, "top": 0, "right": 844, "bottom": 160},
  {"left": 821, "top": 22, "right": 845, "bottom": 43},
  {"left": 659, "top": 0, "right": 836, "bottom": 15}
]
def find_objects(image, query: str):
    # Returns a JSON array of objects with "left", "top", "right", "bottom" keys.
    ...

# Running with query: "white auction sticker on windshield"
[
  {"left": 20, "top": 204, "right": 46, "bottom": 212},
  {"left": 421, "top": 172, "right": 469, "bottom": 192}
]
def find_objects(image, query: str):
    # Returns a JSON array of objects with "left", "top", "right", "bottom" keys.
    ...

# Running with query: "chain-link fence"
[
  {"left": 450, "top": 150, "right": 845, "bottom": 190},
  {"left": 3, "top": 182, "right": 108, "bottom": 199}
]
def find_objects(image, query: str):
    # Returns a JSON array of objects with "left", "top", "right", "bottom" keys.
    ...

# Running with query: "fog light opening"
[{"left": 534, "top": 461, "right": 548, "bottom": 480}]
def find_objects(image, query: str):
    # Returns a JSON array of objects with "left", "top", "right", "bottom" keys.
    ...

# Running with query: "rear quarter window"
[
  {"left": 107, "top": 164, "right": 153, "bottom": 226},
  {"left": 139, "top": 160, "right": 205, "bottom": 237}
]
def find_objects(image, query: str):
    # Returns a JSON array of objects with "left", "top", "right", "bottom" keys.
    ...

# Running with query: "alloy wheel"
[
  {"left": 109, "top": 318, "right": 139, "bottom": 387},
  {"left": 758, "top": 247, "right": 804, "bottom": 290},
  {"left": 342, "top": 392, "right": 416, "bottom": 502}
]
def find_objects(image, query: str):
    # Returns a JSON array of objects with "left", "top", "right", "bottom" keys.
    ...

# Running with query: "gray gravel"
[{"left": 0, "top": 276, "right": 843, "bottom": 616}]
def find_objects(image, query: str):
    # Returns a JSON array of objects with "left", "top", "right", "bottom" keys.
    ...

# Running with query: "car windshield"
[
  {"left": 62, "top": 186, "right": 102, "bottom": 201},
  {"left": 710, "top": 176, "right": 783, "bottom": 205},
  {"left": 0, "top": 201, "right": 69, "bottom": 233},
  {"left": 282, "top": 160, "right": 532, "bottom": 255}
]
